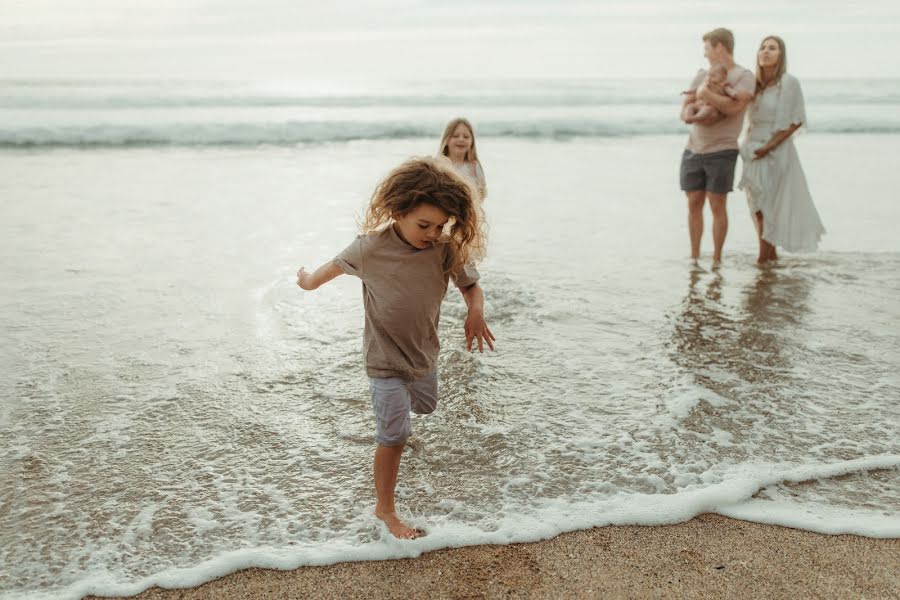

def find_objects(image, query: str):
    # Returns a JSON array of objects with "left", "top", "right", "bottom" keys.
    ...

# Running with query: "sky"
[{"left": 1, "top": 0, "right": 899, "bottom": 82}]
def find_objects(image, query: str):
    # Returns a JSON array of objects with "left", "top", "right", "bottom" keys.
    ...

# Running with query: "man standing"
[{"left": 680, "top": 28, "right": 755, "bottom": 266}]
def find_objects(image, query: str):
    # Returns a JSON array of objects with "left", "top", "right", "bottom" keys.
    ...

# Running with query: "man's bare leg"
[
  {"left": 686, "top": 190, "right": 706, "bottom": 260},
  {"left": 708, "top": 192, "right": 728, "bottom": 264},
  {"left": 373, "top": 443, "right": 422, "bottom": 539}
]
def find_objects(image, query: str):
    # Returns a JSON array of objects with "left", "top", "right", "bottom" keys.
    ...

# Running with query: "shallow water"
[{"left": 1, "top": 136, "right": 899, "bottom": 600}]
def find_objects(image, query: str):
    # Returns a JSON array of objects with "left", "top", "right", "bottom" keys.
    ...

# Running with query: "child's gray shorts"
[{"left": 369, "top": 372, "right": 438, "bottom": 446}]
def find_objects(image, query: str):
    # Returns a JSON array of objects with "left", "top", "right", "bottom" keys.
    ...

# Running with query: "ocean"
[
  {"left": 2, "top": 78, "right": 900, "bottom": 147},
  {"left": 1, "top": 77, "right": 899, "bottom": 600}
]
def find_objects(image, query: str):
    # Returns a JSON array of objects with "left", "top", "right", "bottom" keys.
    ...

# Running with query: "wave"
[
  {"left": 0, "top": 80, "right": 686, "bottom": 110},
  {"left": 4, "top": 93, "right": 900, "bottom": 111},
  {"left": 5, "top": 456, "right": 898, "bottom": 600},
  {"left": 0, "top": 92, "right": 688, "bottom": 109},
  {"left": 3, "top": 79, "right": 899, "bottom": 147},
  {"left": 3, "top": 79, "right": 900, "bottom": 110},
  {"left": 3, "top": 119, "right": 900, "bottom": 148}
]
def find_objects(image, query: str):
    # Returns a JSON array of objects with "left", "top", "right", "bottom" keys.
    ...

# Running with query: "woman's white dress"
[{"left": 739, "top": 74, "right": 825, "bottom": 252}]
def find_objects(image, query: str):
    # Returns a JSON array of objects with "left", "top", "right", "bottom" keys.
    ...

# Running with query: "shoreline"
[{"left": 89, "top": 514, "right": 899, "bottom": 600}]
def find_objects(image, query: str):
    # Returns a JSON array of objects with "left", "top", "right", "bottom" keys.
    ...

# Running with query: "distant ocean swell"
[
  {"left": 2, "top": 78, "right": 900, "bottom": 147},
  {"left": 3, "top": 120, "right": 900, "bottom": 148},
  {"left": 0, "top": 121, "right": 686, "bottom": 147},
  {"left": 3, "top": 79, "right": 900, "bottom": 109}
]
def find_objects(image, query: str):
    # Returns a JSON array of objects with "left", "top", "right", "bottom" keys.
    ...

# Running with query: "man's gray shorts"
[
  {"left": 680, "top": 148, "right": 739, "bottom": 194},
  {"left": 369, "top": 372, "right": 438, "bottom": 446}
]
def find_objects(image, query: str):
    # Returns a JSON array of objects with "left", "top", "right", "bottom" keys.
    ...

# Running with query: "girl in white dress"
[
  {"left": 438, "top": 118, "right": 487, "bottom": 203},
  {"left": 739, "top": 36, "right": 825, "bottom": 263}
]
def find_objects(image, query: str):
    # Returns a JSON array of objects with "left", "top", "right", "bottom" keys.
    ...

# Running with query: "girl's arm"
[
  {"left": 459, "top": 282, "right": 495, "bottom": 352},
  {"left": 475, "top": 163, "right": 487, "bottom": 200},
  {"left": 753, "top": 123, "right": 802, "bottom": 159},
  {"left": 296, "top": 261, "right": 343, "bottom": 291}
]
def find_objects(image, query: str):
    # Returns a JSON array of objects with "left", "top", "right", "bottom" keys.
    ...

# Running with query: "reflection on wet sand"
[
  {"left": 738, "top": 265, "right": 812, "bottom": 378},
  {"left": 671, "top": 268, "right": 731, "bottom": 370},
  {"left": 671, "top": 265, "right": 813, "bottom": 392}
]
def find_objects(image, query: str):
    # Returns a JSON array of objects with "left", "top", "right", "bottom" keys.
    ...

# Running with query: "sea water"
[{"left": 1, "top": 78, "right": 899, "bottom": 600}]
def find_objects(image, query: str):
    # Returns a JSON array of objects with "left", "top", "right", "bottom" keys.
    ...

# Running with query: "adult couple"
[{"left": 680, "top": 28, "right": 826, "bottom": 265}]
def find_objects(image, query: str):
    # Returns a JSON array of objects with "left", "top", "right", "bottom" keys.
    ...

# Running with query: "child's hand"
[
  {"left": 296, "top": 267, "right": 312, "bottom": 290},
  {"left": 464, "top": 310, "right": 495, "bottom": 353}
]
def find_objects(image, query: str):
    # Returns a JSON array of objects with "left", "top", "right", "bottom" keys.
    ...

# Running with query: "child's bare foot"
[{"left": 375, "top": 510, "right": 424, "bottom": 539}]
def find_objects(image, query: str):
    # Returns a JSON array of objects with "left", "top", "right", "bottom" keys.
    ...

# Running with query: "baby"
[{"left": 681, "top": 64, "right": 736, "bottom": 124}]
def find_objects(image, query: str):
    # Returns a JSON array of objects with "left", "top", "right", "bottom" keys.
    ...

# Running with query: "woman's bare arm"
[{"left": 754, "top": 123, "right": 802, "bottom": 158}]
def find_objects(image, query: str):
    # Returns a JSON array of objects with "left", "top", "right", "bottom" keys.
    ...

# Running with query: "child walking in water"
[
  {"left": 296, "top": 157, "right": 495, "bottom": 539},
  {"left": 439, "top": 118, "right": 488, "bottom": 203}
]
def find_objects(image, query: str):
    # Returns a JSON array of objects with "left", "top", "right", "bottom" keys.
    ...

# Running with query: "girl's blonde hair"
[
  {"left": 755, "top": 35, "right": 788, "bottom": 95},
  {"left": 362, "top": 157, "right": 487, "bottom": 273},
  {"left": 439, "top": 118, "right": 482, "bottom": 165}
]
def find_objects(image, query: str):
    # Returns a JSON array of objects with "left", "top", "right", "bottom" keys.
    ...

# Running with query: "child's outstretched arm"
[
  {"left": 459, "top": 282, "right": 495, "bottom": 353},
  {"left": 296, "top": 261, "right": 343, "bottom": 291}
]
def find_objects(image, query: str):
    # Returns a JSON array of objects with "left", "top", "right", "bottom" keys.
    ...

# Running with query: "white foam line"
[
  {"left": 775, "top": 454, "right": 900, "bottom": 486},
  {"left": 708, "top": 455, "right": 900, "bottom": 538},
  {"left": 6, "top": 456, "right": 898, "bottom": 600},
  {"left": 716, "top": 499, "right": 900, "bottom": 538}
]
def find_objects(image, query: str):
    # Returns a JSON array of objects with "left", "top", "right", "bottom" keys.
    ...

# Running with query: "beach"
[
  {"left": 6, "top": 3, "right": 900, "bottom": 599},
  {"left": 90, "top": 514, "right": 899, "bottom": 599},
  {"left": 3, "top": 98, "right": 899, "bottom": 599},
  {"left": 4, "top": 3, "right": 900, "bottom": 599}
]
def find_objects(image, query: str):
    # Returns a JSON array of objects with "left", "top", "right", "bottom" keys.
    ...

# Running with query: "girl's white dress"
[
  {"left": 452, "top": 161, "right": 487, "bottom": 204},
  {"left": 450, "top": 159, "right": 488, "bottom": 261},
  {"left": 738, "top": 74, "right": 825, "bottom": 252}
]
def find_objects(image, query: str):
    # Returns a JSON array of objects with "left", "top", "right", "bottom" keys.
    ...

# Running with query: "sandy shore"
[{"left": 91, "top": 514, "right": 898, "bottom": 600}]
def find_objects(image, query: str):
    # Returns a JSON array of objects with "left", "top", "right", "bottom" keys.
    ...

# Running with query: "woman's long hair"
[
  {"left": 361, "top": 157, "right": 487, "bottom": 272},
  {"left": 755, "top": 35, "right": 788, "bottom": 94}
]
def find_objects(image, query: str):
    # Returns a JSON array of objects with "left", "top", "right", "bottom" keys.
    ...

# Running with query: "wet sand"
[{"left": 93, "top": 514, "right": 899, "bottom": 600}]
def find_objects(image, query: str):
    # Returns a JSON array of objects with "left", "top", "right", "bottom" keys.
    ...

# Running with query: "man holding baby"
[{"left": 679, "top": 28, "right": 755, "bottom": 266}]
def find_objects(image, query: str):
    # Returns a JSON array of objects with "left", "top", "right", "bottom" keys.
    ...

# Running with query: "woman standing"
[{"left": 739, "top": 36, "right": 825, "bottom": 263}]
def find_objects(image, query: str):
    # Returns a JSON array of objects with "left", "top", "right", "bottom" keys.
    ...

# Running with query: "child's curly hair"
[{"left": 362, "top": 157, "right": 487, "bottom": 274}]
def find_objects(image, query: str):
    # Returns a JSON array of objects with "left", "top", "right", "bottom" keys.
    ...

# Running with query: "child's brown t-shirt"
[{"left": 334, "top": 225, "right": 480, "bottom": 380}]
